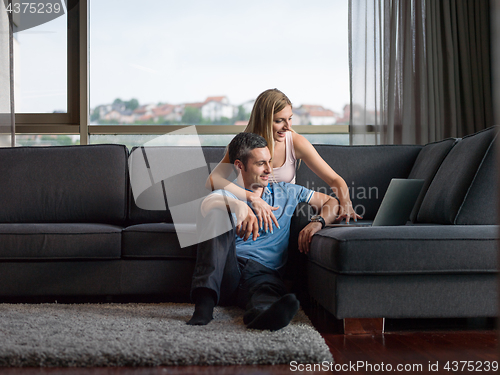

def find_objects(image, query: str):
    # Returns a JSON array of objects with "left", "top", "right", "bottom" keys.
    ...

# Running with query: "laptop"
[{"left": 327, "top": 178, "right": 425, "bottom": 227}]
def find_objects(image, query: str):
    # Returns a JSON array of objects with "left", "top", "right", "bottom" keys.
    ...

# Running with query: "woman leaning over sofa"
[{"left": 207, "top": 88, "right": 360, "bottom": 237}]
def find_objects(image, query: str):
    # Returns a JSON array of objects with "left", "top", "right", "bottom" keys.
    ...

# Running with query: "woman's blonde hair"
[{"left": 244, "top": 88, "right": 292, "bottom": 158}]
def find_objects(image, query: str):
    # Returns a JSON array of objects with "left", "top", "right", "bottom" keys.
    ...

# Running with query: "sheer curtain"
[
  {"left": 0, "top": 0, "right": 15, "bottom": 146},
  {"left": 349, "top": 0, "right": 493, "bottom": 145}
]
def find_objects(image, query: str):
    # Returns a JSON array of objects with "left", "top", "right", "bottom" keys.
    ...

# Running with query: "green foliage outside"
[
  {"left": 90, "top": 107, "right": 100, "bottom": 122},
  {"left": 112, "top": 98, "right": 139, "bottom": 111},
  {"left": 125, "top": 98, "right": 139, "bottom": 111},
  {"left": 16, "top": 135, "right": 79, "bottom": 146},
  {"left": 235, "top": 105, "right": 248, "bottom": 122},
  {"left": 181, "top": 106, "right": 202, "bottom": 124}
]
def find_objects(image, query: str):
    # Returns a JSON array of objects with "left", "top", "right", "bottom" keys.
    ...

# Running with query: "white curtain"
[
  {"left": 349, "top": 0, "right": 493, "bottom": 145},
  {"left": 0, "top": 0, "right": 15, "bottom": 147}
]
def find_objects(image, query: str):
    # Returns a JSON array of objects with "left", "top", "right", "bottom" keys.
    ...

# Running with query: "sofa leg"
[{"left": 343, "top": 318, "right": 385, "bottom": 335}]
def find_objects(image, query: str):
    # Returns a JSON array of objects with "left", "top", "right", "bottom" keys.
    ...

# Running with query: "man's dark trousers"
[{"left": 190, "top": 208, "right": 288, "bottom": 324}]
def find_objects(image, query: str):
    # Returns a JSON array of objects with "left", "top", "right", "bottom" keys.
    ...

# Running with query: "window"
[
  {"left": 13, "top": 0, "right": 350, "bottom": 145},
  {"left": 14, "top": 8, "right": 67, "bottom": 113},
  {"left": 13, "top": 0, "right": 80, "bottom": 138},
  {"left": 89, "top": 0, "right": 350, "bottom": 143}
]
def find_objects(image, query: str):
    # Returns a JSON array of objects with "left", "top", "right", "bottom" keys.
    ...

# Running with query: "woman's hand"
[
  {"left": 337, "top": 199, "right": 363, "bottom": 224},
  {"left": 248, "top": 194, "right": 279, "bottom": 233}
]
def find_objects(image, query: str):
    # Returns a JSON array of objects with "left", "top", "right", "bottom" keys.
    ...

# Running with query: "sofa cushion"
[
  {"left": 128, "top": 146, "right": 225, "bottom": 224},
  {"left": 308, "top": 225, "right": 498, "bottom": 275},
  {"left": 418, "top": 126, "right": 498, "bottom": 224},
  {"left": 0, "top": 262, "right": 123, "bottom": 297},
  {"left": 296, "top": 145, "right": 422, "bottom": 219},
  {"left": 0, "top": 144, "right": 128, "bottom": 224},
  {"left": 0, "top": 223, "right": 122, "bottom": 260},
  {"left": 408, "top": 138, "right": 458, "bottom": 222},
  {"left": 122, "top": 223, "right": 197, "bottom": 259},
  {"left": 455, "top": 132, "right": 498, "bottom": 224}
]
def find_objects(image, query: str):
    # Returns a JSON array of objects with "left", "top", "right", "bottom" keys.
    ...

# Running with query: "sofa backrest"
[
  {"left": 417, "top": 126, "right": 498, "bottom": 224},
  {"left": 128, "top": 145, "right": 226, "bottom": 224},
  {"left": 295, "top": 145, "right": 422, "bottom": 220},
  {"left": 0, "top": 144, "right": 128, "bottom": 224},
  {"left": 127, "top": 127, "right": 498, "bottom": 226}
]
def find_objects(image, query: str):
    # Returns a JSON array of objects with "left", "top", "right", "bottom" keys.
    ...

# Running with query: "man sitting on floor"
[{"left": 187, "top": 132, "right": 339, "bottom": 331}]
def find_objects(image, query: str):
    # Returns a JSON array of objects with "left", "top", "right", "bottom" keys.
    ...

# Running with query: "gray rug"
[{"left": 0, "top": 303, "right": 333, "bottom": 367}]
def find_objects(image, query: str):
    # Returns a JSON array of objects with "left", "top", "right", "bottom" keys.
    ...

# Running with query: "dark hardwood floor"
[{"left": 1, "top": 299, "right": 498, "bottom": 375}]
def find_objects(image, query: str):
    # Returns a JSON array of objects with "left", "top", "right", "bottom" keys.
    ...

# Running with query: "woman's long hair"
[{"left": 244, "top": 89, "right": 292, "bottom": 158}]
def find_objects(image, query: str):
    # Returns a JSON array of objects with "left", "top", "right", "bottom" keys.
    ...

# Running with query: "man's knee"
[{"left": 249, "top": 281, "right": 287, "bottom": 298}]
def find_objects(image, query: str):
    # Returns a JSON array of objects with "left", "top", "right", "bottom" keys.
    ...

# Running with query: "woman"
[{"left": 207, "top": 88, "right": 360, "bottom": 236}]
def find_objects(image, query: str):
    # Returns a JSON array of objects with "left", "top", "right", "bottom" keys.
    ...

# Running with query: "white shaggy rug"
[{"left": 0, "top": 303, "right": 333, "bottom": 367}]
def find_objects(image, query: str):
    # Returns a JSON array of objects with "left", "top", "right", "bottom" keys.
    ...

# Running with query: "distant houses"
[
  {"left": 91, "top": 96, "right": 347, "bottom": 126},
  {"left": 293, "top": 105, "right": 338, "bottom": 125},
  {"left": 133, "top": 103, "right": 182, "bottom": 123},
  {"left": 201, "top": 96, "right": 235, "bottom": 121}
]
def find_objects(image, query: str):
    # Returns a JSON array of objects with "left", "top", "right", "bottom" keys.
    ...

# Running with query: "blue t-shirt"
[{"left": 212, "top": 182, "right": 314, "bottom": 270}]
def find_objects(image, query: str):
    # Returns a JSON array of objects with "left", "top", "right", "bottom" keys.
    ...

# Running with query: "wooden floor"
[
  {"left": 1, "top": 302, "right": 498, "bottom": 375},
  {"left": 311, "top": 305, "right": 498, "bottom": 375}
]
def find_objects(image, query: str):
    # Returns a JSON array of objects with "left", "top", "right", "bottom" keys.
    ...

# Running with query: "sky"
[{"left": 14, "top": 0, "right": 350, "bottom": 114}]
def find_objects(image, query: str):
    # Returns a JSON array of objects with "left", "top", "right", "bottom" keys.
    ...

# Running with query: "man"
[{"left": 188, "top": 132, "right": 339, "bottom": 330}]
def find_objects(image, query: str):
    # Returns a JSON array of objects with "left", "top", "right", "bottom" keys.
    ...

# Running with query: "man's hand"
[
  {"left": 236, "top": 204, "right": 260, "bottom": 241},
  {"left": 298, "top": 221, "right": 323, "bottom": 254},
  {"left": 201, "top": 194, "right": 260, "bottom": 241}
]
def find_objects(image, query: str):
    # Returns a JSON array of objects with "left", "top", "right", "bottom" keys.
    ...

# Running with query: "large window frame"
[{"left": 15, "top": 0, "right": 348, "bottom": 144}]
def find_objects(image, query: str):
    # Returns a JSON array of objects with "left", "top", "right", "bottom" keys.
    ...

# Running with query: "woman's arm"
[
  {"left": 292, "top": 132, "right": 362, "bottom": 223},
  {"left": 206, "top": 150, "right": 279, "bottom": 232},
  {"left": 205, "top": 151, "right": 233, "bottom": 189}
]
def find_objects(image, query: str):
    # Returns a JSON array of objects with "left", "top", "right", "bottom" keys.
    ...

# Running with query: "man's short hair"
[{"left": 228, "top": 132, "right": 268, "bottom": 167}]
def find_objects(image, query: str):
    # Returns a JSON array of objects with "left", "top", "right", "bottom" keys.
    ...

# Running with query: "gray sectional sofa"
[
  {"left": 0, "top": 126, "right": 497, "bottom": 323},
  {"left": 302, "top": 126, "right": 498, "bottom": 319}
]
